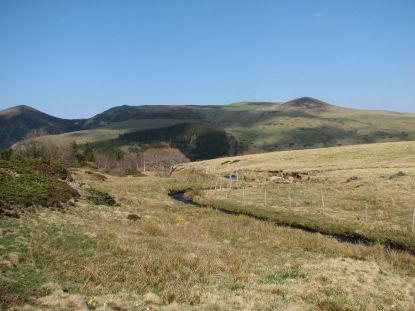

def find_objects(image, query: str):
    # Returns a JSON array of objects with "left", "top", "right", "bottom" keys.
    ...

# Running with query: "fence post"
[
  {"left": 288, "top": 190, "right": 292, "bottom": 209},
  {"left": 412, "top": 208, "right": 415, "bottom": 233},
  {"left": 242, "top": 185, "right": 245, "bottom": 204},
  {"left": 264, "top": 187, "right": 267, "bottom": 206}
]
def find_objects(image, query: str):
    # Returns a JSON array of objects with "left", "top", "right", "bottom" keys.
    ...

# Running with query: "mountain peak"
[
  {"left": 0, "top": 105, "right": 39, "bottom": 118},
  {"left": 281, "top": 97, "right": 332, "bottom": 110},
  {"left": 0, "top": 105, "right": 83, "bottom": 149}
]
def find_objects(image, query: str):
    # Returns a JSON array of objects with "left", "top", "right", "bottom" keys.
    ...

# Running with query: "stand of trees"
[
  {"left": 14, "top": 135, "right": 93, "bottom": 166},
  {"left": 94, "top": 146, "right": 189, "bottom": 177},
  {"left": 119, "top": 123, "right": 230, "bottom": 160},
  {"left": 11, "top": 129, "right": 190, "bottom": 176}
]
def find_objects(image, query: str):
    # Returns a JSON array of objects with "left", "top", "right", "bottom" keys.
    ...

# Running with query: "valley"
[
  {"left": 2, "top": 1, "right": 414, "bottom": 310},
  {"left": 1, "top": 141, "right": 414, "bottom": 310}
]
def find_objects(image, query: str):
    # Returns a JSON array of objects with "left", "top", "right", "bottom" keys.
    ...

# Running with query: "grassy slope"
[
  {"left": 214, "top": 105, "right": 415, "bottom": 152},
  {"left": 1, "top": 169, "right": 414, "bottom": 310},
  {"left": 0, "top": 106, "right": 82, "bottom": 149},
  {"left": 183, "top": 141, "right": 415, "bottom": 253},
  {"left": 36, "top": 119, "right": 197, "bottom": 147},
  {"left": 35, "top": 102, "right": 415, "bottom": 155},
  {"left": 185, "top": 141, "right": 415, "bottom": 171}
]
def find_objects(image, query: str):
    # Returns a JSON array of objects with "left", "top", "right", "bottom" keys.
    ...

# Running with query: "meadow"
[
  {"left": 183, "top": 142, "right": 415, "bottom": 252},
  {"left": 0, "top": 141, "right": 414, "bottom": 310}
]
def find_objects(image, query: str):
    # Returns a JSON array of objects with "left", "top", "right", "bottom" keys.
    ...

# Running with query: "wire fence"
[{"left": 182, "top": 171, "right": 415, "bottom": 233}]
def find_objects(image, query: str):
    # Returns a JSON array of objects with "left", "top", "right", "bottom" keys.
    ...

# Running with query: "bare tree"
[
  {"left": 143, "top": 147, "right": 189, "bottom": 177},
  {"left": 94, "top": 150, "right": 143, "bottom": 171},
  {"left": 14, "top": 128, "right": 48, "bottom": 158}
]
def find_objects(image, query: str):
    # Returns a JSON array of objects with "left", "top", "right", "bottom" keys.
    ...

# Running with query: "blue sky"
[{"left": 0, "top": 0, "right": 414, "bottom": 118}]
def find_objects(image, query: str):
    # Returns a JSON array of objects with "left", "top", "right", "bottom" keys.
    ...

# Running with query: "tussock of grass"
[{"left": 261, "top": 268, "right": 306, "bottom": 284}]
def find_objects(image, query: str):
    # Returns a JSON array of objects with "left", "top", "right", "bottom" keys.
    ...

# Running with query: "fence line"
[{"left": 201, "top": 173, "right": 415, "bottom": 233}]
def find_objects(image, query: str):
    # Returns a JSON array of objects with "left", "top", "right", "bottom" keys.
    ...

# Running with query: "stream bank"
[{"left": 168, "top": 190, "right": 415, "bottom": 256}]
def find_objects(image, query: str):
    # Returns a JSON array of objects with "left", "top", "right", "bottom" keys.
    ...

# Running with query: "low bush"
[
  {"left": 84, "top": 188, "right": 116, "bottom": 206},
  {"left": 0, "top": 156, "right": 78, "bottom": 208}
]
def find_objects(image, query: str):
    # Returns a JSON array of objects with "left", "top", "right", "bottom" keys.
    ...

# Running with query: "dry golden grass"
[
  {"left": 181, "top": 141, "right": 415, "bottom": 253},
  {"left": 1, "top": 147, "right": 415, "bottom": 310},
  {"left": 184, "top": 141, "right": 415, "bottom": 172}
]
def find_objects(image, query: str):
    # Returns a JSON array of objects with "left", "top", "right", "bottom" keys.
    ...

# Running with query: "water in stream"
[{"left": 168, "top": 190, "right": 413, "bottom": 255}]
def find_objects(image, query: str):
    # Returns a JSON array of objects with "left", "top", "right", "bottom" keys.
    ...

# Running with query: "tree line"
[{"left": 11, "top": 129, "right": 189, "bottom": 176}]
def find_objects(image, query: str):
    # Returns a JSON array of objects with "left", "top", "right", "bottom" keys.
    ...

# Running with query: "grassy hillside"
[
  {"left": 28, "top": 97, "right": 415, "bottom": 157},
  {"left": 1, "top": 165, "right": 414, "bottom": 310},
  {"left": 36, "top": 119, "right": 197, "bottom": 146},
  {"left": 179, "top": 141, "right": 415, "bottom": 254},
  {"left": 204, "top": 100, "right": 415, "bottom": 152},
  {"left": 0, "top": 105, "right": 82, "bottom": 149},
  {"left": 185, "top": 140, "right": 415, "bottom": 171}
]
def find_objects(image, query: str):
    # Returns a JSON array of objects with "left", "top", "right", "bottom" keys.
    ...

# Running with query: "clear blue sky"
[{"left": 0, "top": 0, "right": 414, "bottom": 118}]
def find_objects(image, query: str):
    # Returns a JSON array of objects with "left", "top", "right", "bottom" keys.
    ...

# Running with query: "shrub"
[
  {"left": 49, "top": 160, "right": 68, "bottom": 180},
  {"left": 85, "top": 188, "right": 116, "bottom": 206},
  {"left": 0, "top": 156, "right": 78, "bottom": 208},
  {"left": 0, "top": 149, "right": 14, "bottom": 161}
]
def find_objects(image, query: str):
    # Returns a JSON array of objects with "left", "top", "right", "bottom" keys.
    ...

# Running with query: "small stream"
[
  {"left": 168, "top": 190, "right": 414, "bottom": 255},
  {"left": 223, "top": 175, "right": 238, "bottom": 181},
  {"left": 169, "top": 192, "right": 202, "bottom": 207}
]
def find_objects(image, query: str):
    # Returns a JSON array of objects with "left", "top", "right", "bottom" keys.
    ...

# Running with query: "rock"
[
  {"left": 389, "top": 171, "right": 406, "bottom": 179},
  {"left": 143, "top": 292, "right": 162, "bottom": 305},
  {"left": 346, "top": 176, "right": 359, "bottom": 182},
  {"left": 269, "top": 176, "right": 289, "bottom": 184},
  {"left": 127, "top": 214, "right": 142, "bottom": 221}
]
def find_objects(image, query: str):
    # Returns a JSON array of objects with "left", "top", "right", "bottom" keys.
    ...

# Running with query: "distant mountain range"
[{"left": 1, "top": 97, "right": 415, "bottom": 159}]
